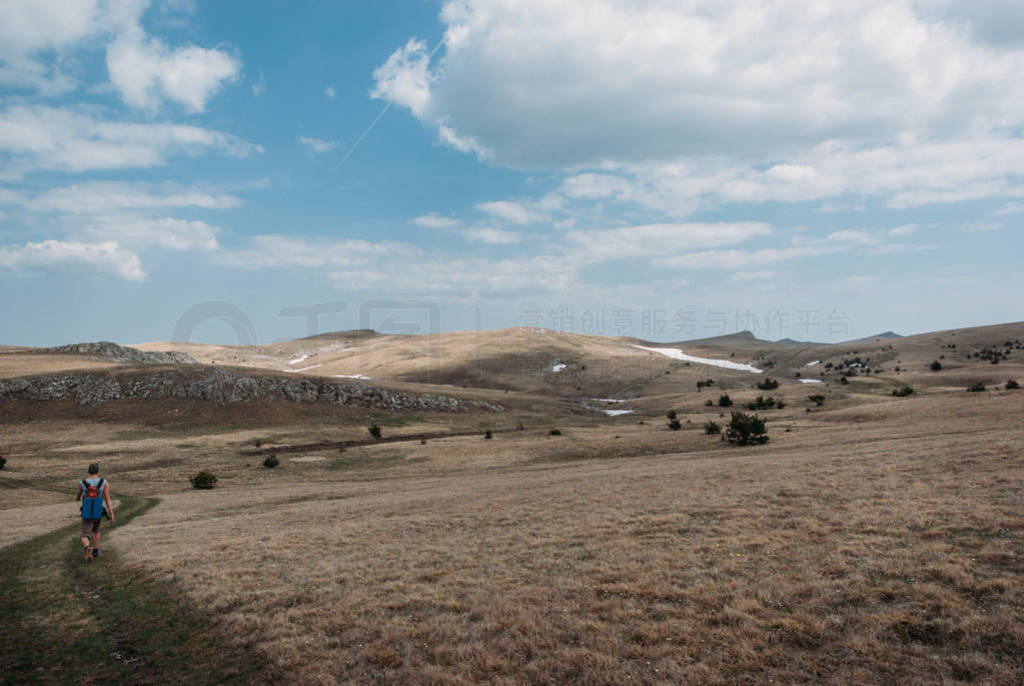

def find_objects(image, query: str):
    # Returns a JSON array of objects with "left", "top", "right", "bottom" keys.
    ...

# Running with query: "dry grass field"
[{"left": 2, "top": 324, "right": 1023, "bottom": 683}]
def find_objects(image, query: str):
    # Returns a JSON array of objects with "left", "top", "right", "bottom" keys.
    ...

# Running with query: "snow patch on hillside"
[{"left": 632, "top": 345, "right": 763, "bottom": 374}]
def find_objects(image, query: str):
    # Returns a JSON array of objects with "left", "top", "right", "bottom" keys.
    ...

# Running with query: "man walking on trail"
[{"left": 77, "top": 463, "right": 114, "bottom": 562}]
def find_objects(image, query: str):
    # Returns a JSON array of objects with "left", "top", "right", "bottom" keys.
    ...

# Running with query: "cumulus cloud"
[
  {"left": 565, "top": 222, "right": 772, "bottom": 262},
  {"left": 411, "top": 213, "right": 461, "bottom": 228},
  {"left": 106, "top": 26, "right": 240, "bottom": 112},
  {"left": 0, "top": 105, "right": 262, "bottom": 178},
  {"left": 0, "top": 239, "right": 145, "bottom": 281},
  {"left": 461, "top": 227, "right": 520, "bottom": 244},
  {"left": 83, "top": 216, "right": 220, "bottom": 251},
  {"left": 372, "top": 1, "right": 1024, "bottom": 211},
  {"left": 298, "top": 136, "right": 337, "bottom": 153},
  {"left": 324, "top": 86, "right": 336, "bottom": 98},
  {"left": 475, "top": 200, "right": 543, "bottom": 225},
  {"left": 20, "top": 181, "right": 241, "bottom": 213}
]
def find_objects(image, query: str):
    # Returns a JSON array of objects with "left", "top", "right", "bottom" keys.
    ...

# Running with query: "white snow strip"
[
  {"left": 551, "top": 363, "right": 567, "bottom": 372},
  {"left": 288, "top": 364, "right": 320, "bottom": 373},
  {"left": 631, "top": 345, "right": 763, "bottom": 374},
  {"left": 806, "top": 360, "right": 821, "bottom": 366},
  {"left": 288, "top": 355, "right": 309, "bottom": 365},
  {"left": 604, "top": 409, "right": 634, "bottom": 416},
  {"left": 334, "top": 374, "right": 370, "bottom": 380},
  {"left": 799, "top": 378, "right": 823, "bottom": 384},
  {"left": 595, "top": 398, "right": 627, "bottom": 403}
]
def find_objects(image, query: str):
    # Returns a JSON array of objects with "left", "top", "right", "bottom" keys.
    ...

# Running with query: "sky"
[{"left": 1, "top": 0, "right": 1023, "bottom": 347}]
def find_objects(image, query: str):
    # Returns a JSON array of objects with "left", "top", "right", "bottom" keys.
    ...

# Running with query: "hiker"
[{"left": 76, "top": 463, "right": 114, "bottom": 562}]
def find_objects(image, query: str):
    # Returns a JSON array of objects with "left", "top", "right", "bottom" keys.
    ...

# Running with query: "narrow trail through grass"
[{"left": 1, "top": 497, "right": 270, "bottom": 685}]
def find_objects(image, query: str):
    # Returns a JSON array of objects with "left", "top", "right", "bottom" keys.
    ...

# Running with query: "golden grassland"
[{"left": 3, "top": 380, "right": 1023, "bottom": 683}]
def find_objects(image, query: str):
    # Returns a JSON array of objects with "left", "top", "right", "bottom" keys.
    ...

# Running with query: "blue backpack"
[{"left": 81, "top": 478, "right": 105, "bottom": 520}]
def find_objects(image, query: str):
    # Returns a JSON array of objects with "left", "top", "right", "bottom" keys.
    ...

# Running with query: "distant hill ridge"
[{"left": 44, "top": 341, "right": 198, "bottom": 366}]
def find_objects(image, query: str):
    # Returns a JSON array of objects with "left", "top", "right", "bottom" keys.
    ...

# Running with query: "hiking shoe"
[
  {"left": 84, "top": 545, "right": 93, "bottom": 563},
  {"left": 92, "top": 548, "right": 99, "bottom": 559}
]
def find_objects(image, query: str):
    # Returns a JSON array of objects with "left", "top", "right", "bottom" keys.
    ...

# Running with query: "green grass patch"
[
  {"left": 0, "top": 497, "right": 269, "bottom": 684},
  {"left": 325, "top": 448, "right": 425, "bottom": 472}
]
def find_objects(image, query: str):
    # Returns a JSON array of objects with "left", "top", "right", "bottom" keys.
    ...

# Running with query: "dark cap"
[{"left": 88, "top": 463, "right": 99, "bottom": 474}]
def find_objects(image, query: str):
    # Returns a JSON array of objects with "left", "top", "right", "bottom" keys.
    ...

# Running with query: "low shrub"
[
  {"left": 549, "top": 428, "right": 562, "bottom": 436},
  {"left": 484, "top": 430, "right": 493, "bottom": 439},
  {"left": 967, "top": 381, "right": 986, "bottom": 392},
  {"left": 262, "top": 454, "right": 280, "bottom": 468},
  {"left": 808, "top": 394, "right": 826, "bottom": 406},
  {"left": 746, "top": 395, "right": 779, "bottom": 410},
  {"left": 666, "top": 410, "right": 677, "bottom": 420},
  {"left": 726, "top": 411, "right": 769, "bottom": 445},
  {"left": 718, "top": 393, "right": 732, "bottom": 407},
  {"left": 892, "top": 386, "right": 914, "bottom": 397},
  {"left": 368, "top": 423, "right": 382, "bottom": 439},
  {"left": 668, "top": 418, "right": 682, "bottom": 431},
  {"left": 189, "top": 471, "right": 217, "bottom": 489},
  {"left": 1007, "top": 378, "right": 1020, "bottom": 390},
  {"left": 840, "top": 377, "right": 849, "bottom": 385},
  {"left": 0, "top": 454, "right": 5, "bottom": 470},
  {"left": 757, "top": 377, "right": 779, "bottom": 390},
  {"left": 704, "top": 399, "right": 713, "bottom": 406},
  {"left": 704, "top": 421, "right": 720, "bottom": 435},
  {"left": 930, "top": 360, "right": 942, "bottom": 372}
]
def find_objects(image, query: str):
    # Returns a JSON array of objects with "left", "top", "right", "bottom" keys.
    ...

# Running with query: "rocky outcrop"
[
  {"left": 0, "top": 369, "right": 504, "bottom": 412},
  {"left": 43, "top": 341, "right": 198, "bottom": 365}
]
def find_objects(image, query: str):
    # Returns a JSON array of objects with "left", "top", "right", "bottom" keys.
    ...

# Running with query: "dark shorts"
[{"left": 81, "top": 518, "right": 102, "bottom": 536}]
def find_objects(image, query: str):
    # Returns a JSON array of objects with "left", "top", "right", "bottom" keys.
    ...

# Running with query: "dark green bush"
[
  {"left": 840, "top": 377, "right": 849, "bottom": 385},
  {"left": 0, "top": 455, "right": 6, "bottom": 470},
  {"left": 726, "top": 412, "right": 769, "bottom": 445},
  {"left": 704, "top": 421, "right": 720, "bottom": 435},
  {"left": 930, "top": 360, "right": 942, "bottom": 372},
  {"left": 666, "top": 410, "right": 677, "bottom": 420},
  {"left": 262, "top": 454, "right": 280, "bottom": 468},
  {"left": 757, "top": 378, "right": 779, "bottom": 390},
  {"left": 746, "top": 395, "right": 778, "bottom": 410},
  {"left": 967, "top": 381, "right": 986, "bottom": 392},
  {"left": 705, "top": 399, "right": 713, "bottom": 406},
  {"left": 808, "top": 394, "right": 825, "bottom": 406},
  {"left": 484, "top": 430, "right": 493, "bottom": 439},
  {"left": 1007, "top": 378, "right": 1020, "bottom": 390},
  {"left": 668, "top": 418, "right": 682, "bottom": 431},
  {"left": 368, "top": 423, "right": 382, "bottom": 439},
  {"left": 549, "top": 428, "right": 562, "bottom": 436},
  {"left": 892, "top": 386, "right": 914, "bottom": 397},
  {"left": 189, "top": 471, "right": 217, "bottom": 489},
  {"left": 718, "top": 393, "right": 732, "bottom": 407}
]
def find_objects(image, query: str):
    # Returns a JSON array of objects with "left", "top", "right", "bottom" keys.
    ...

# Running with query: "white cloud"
[
  {"left": 0, "top": 105, "right": 262, "bottom": 178},
  {"left": 476, "top": 200, "right": 543, "bottom": 225},
  {"left": 731, "top": 270, "right": 775, "bottom": 281},
  {"left": 370, "top": 1, "right": 1024, "bottom": 213},
  {"left": 84, "top": 216, "right": 220, "bottom": 251},
  {"left": 888, "top": 223, "right": 917, "bottom": 237},
  {"left": 827, "top": 230, "right": 878, "bottom": 245},
  {"left": 0, "top": 239, "right": 145, "bottom": 281},
  {"left": 965, "top": 222, "right": 1005, "bottom": 232},
  {"left": 565, "top": 222, "right": 772, "bottom": 262},
  {"left": 20, "top": 181, "right": 241, "bottom": 213},
  {"left": 653, "top": 244, "right": 840, "bottom": 271},
  {"left": 378, "top": 1, "right": 1024, "bottom": 167},
  {"left": 252, "top": 70, "right": 266, "bottom": 96},
  {"left": 216, "top": 235, "right": 417, "bottom": 270},
  {"left": 106, "top": 26, "right": 240, "bottom": 112},
  {"left": 298, "top": 136, "right": 336, "bottom": 153},
  {"left": 370, "top": 38, "right": 434, "bottom": 118},
  {"left": 995, "top": 202, "right": 1024, "bottom": 216},
  {"left": 324, "top": 86, "right": 336, "bottom": 98},
  {"left": 411, "top": 213, "right": 461, "bottom": 228},
  {"left": 461, "top": 227, "right": 520, "bottom": 244}
]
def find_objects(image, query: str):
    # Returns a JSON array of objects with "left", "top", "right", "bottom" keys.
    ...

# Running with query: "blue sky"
[{"left": 1, "top": 0, "right": 1022, "bottom": 346}]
